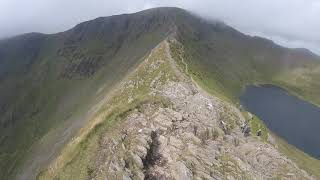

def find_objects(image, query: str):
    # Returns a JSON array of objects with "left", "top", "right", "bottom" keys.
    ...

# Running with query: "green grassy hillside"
[
  {"left": 0, "top": 9, "right": 175, "bottom": 179},
  {"left": 168, "top": 14, "right": 320, "bottom": 104}
]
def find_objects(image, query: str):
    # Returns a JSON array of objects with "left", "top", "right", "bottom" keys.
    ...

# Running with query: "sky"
[{"left": 0, "top": 0, "right": 319, "bottom": 54}]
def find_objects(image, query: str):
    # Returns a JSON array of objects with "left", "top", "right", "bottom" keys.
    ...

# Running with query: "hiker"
[
  {"left": 241, "top": 121, "right": 249, "bottom": 133},
  {"left": 257, "top": 129, "right": 262, "bottom": 136},
  {"left": 243, "top": 126, "right": 251, "bottom": 137},
  {"left": 219, "top": 121, "right": 228, "bottom": 134}
]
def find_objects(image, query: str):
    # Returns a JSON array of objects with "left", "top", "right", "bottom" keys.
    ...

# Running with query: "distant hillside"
[
  {"left": 167, "top": 11, "right": 320, "bottom": 102},
  {"left": 0, "top": 7, "right": 319, "bottom": 180}
]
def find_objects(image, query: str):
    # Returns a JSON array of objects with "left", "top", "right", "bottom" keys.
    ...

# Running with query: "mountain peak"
[{"left": 135, "top": 6, "right": 190, "bottom": 16}]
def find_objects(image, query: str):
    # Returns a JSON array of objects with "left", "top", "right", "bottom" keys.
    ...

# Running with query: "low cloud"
[{"left": 0, "top": 0, "right": 319, "bottom": 54}]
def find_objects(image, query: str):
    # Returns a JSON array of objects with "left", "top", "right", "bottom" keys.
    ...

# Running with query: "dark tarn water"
[{"left": 240, "top": 85, "right": 320, "bottom": 159}]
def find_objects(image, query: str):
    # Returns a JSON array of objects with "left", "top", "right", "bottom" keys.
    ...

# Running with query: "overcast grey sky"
[{"left": 0, "top": 0, "right": 319, "bottom": 54}]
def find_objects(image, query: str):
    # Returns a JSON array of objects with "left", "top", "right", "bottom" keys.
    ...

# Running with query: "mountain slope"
[
  {"left": 0, "top": 8, "right": 176, "bottom": 179},
  {"left": 38, "top": 40, "right": 313, "bottom": 180},
  {"left": 167, "top": 12, "right": 320, "bottom": 103},
  {"left": 0, "top": 7, "right": 319, "bottom": 179}
]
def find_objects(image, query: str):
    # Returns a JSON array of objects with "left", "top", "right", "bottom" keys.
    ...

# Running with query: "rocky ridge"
[{"left": 41, "top": 39, "right": 313, "bottom": 180}]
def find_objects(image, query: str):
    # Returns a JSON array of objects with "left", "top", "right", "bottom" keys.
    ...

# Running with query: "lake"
[{"left": 240, "top": 84, "right": 320, "bottom": 159}]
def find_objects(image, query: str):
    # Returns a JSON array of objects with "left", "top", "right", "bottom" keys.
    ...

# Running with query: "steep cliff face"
[{"left": 38, "top": 40, "right": 314, "bottom": 180}]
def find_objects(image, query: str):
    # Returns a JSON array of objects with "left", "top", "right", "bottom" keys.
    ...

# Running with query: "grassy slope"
[
  {"left": 180, "top": 36, "right": 320, "bottom": 104},
  {"left": 164, "top": 10, "right": 320, "bottom": 105},
  {"left": 272, "top": 65, "right": 320, "bottom": 106},
  {"left": 0, "top": 10, "right": 172, "bottom": 179},
  {"left": 38, "top": 41, "right": 177, "bottom": 180}
]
